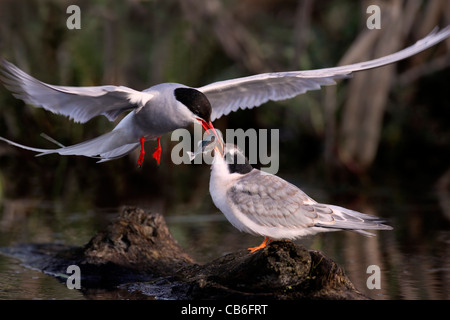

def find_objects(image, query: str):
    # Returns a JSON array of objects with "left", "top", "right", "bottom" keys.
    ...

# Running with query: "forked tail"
[{"left": 0, "top": 129, "right": 140, "bottom": 163}]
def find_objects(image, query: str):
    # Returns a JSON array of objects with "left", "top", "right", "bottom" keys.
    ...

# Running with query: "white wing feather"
[
  {"left": 199, "top": 26, "right": 450, "bottom": 121},
  {"left": 0, "top": 59, "right": 153, "bottom": 123}
]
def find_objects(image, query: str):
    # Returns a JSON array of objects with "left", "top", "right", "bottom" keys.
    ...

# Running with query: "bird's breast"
[{"left": 134, "top": 101, "right": 192, "bottom": 137}]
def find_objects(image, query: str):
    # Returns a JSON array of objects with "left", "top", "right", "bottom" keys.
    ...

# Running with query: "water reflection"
[
  {"left": 0, "top": 172, "right": 449, "bottom": 300},
  {"left": 0, "top": 255, "right": 84, "bottom": 300}
]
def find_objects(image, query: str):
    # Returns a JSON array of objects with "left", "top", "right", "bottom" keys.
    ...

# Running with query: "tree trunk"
[{"left": 0, "top": 206, "right": 368, "bottom": 299}]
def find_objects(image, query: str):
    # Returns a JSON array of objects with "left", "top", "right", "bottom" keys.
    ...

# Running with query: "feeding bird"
[
  {"left": 209, "top": 143, "right": 393, "bottom": 252},
  {"left": 0, "top": 72, "right": 215, "bottom": 165},
  {"left": 0, "top": 26, "right": 449, "bottom": 165}
]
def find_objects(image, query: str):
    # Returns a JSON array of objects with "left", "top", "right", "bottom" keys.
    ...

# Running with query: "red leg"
[
  {"left": 152, "top": 136, "right": 162, "bottom": 165},
  {"left": 247, "top": 237, "right": 272, "bottom": 253},
  {"left": 136, "top": 136, "right": 146, "bottom": 167}
]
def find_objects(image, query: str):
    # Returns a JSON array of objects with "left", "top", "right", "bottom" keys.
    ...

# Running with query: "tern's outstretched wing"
[
  {"left": 199, "top": 26, "right": 450, "bottom": 121},
  {"left": 0, "top": 59, "right": 154, "bottom": 123}
]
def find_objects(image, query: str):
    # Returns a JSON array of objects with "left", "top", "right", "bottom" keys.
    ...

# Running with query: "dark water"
[{"left": 0, "top": 168, "right": 449, "bottom": 300}]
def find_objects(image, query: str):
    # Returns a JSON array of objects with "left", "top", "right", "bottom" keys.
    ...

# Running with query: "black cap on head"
[
  {"left": 225, "top": 149, "right": 253, "bottom": 175},
  {"left": 174, "top": 87, "right": 212, "bottom": 123}
]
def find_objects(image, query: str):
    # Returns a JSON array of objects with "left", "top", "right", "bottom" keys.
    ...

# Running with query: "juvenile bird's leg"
[
  {"left": 136, "top": 136, "right": 146, "bottom": 167},
  {"left": 152, "top": 136, "right": 162, "bottom": 165},
  {"left": 248, "top": 237, "right": 272, "bottom": 253}
]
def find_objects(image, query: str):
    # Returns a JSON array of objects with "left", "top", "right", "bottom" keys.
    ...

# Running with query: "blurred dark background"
[
  {"left": 0, "top": 0, "right": 449, "bottom": 213},
  {"left": 0, "top": 0, "right": 450, "bottom": 300}
]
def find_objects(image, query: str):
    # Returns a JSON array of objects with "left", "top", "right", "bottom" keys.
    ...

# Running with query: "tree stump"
[{"left": 0, "top": 206, "right": 367, "bottom": 299}]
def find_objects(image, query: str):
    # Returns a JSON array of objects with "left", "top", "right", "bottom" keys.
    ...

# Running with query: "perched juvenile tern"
[
  {"left": 0, "top": 26, "right": 449, "bottom": 165},
  {"left": 209, "top": 144, "right": 392, "bottom": 252}
]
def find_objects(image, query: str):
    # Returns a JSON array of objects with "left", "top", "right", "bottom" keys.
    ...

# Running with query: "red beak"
[{"left": 197, "top": 119, "right": 224, "bottom": 155}]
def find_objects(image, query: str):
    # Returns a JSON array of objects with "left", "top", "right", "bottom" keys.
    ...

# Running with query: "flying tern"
[{"left": 0, "top": 26, "right": 449, "bottom": 165}]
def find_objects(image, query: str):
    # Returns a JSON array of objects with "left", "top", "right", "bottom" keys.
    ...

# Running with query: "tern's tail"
[
  {"left": 314, "top": 204, "right": 393, "bottom": 237},
  {"left": 0, "top": 129, "right": 140, "bottom": 163}
]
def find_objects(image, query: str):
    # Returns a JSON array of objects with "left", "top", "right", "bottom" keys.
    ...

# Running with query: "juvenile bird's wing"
[
  {"left": 228, "top": 171, "right": 318, "bottom": 228},
  {"left": 199, "top": 26, "right": 450, "bottom": 121},
  {"left": 0, "top": 59, "right": 154, "bottom": 123},
  {"left": 228, "top": 171, "right": 392, "bottom": 232}
]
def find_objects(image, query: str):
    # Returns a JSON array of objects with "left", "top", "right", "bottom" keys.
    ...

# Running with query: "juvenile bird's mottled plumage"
[{"left": 209, "top": 145, "right": 392, "bottom": 247}]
